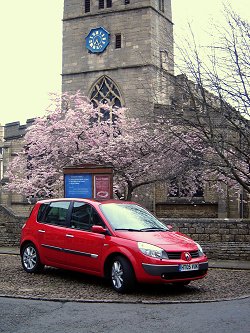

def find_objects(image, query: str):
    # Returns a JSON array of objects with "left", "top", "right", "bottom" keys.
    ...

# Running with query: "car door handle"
[
  {"left": 38, "top": 229, "right": 45, "bottom": 233},
  {"left": 65, "top": 234, "right": 74, "bottom": 238}
]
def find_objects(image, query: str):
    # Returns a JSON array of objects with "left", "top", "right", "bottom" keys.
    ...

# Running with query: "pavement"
[{"left": 0, "top": 247, "right": 250, "bottom": 270}]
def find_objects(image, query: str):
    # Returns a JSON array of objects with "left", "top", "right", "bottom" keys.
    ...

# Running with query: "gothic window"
[
  {"left": 85, "top": 0, "right": 90, "bottom": 13},
  {"left": 169, "top": 177, "right": 204, "bottom": 198},
  {"left": 90, "top": 76, "right": 123, "bottom": 120}
]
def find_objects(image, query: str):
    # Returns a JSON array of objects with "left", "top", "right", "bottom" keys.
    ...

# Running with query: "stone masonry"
[{"left": 0, "top": 205, "right": 26, "bottom": 247}]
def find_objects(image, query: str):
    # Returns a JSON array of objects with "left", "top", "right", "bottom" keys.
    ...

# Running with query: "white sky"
[{"left": 0, "top": 0, "right": 249, "bottom": 125}]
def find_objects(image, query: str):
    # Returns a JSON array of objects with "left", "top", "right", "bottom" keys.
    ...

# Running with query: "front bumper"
[{"left": 142, "top": 261, "right": 208, "bottom": 280}]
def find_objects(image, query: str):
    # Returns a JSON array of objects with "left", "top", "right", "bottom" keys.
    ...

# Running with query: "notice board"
[{"left": 63, "top": 165, "right": 113, "bottom": 200}]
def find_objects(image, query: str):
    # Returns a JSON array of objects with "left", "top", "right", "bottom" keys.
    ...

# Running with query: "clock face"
[{"left": 86, "top": 27, "right": 110, "bottom": 53}]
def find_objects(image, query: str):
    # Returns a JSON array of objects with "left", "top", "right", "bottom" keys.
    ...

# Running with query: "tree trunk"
[{"left": 126, "top": 183, "right": 134, "bottom": 201}]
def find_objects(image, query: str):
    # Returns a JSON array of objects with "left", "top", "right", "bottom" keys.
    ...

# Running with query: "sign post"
[{"left": 63, "top": 165, "right": 113, "bottom": 200}]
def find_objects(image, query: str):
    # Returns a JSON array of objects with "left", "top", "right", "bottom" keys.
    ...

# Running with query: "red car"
[{"left": 20, "top": 198, "right": 208, "bottom": 293}]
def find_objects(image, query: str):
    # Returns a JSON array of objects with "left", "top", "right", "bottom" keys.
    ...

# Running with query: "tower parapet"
[{"left": 4, "top": 119, "right": 34, "bottom": 140}]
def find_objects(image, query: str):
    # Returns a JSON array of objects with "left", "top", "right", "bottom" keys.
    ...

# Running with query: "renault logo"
[{"left": 184, "top": 252, "right": 191, "bottom": 261}]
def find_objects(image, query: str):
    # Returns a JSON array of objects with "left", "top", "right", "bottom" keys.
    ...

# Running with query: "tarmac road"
[{"left": 0, "top": 296, "right": 249, "bottom": 333}]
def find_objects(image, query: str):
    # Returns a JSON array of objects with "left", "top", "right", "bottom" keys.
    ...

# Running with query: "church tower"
[{"left": 62, "top": 0, "right": 174, "bottom": 116}]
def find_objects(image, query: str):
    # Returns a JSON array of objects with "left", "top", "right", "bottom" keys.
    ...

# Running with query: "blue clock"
[{"left": 86, "top": 27, "right": 110, "bottom": 53}]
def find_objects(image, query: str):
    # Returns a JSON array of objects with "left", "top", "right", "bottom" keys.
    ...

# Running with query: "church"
[{"left": 0, "top": 0, "right": 248, "bottom": 219}]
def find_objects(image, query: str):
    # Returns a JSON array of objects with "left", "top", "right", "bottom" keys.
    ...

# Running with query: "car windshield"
[{"left": 100, "top": 203, "right": 168, "bottom": 231}]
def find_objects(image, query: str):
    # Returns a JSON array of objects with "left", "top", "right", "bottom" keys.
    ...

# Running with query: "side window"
[
  {"left": 37, "top": 203, "right": 49, "bottom": 222},
  {"left": 70, "top": 202, "right": 105, "bottom": 230},
  {"left": 70, "top": 202, "right": 92, "bottom": 230},
  {"left": 92, "top": 208, "right": 105, "bottom": 227},
  {"left": 43, "top": 201, "right": 70, "bottom": 226}
]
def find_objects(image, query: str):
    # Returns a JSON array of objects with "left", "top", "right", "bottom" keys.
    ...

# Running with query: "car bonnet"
[{"left": 114, "top": 230, "right": 196, "bottom": 249}]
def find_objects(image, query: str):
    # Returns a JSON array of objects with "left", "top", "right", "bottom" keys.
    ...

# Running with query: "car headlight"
[
  {"left": 195, "top": 242, "right": 204, "bottom": 256},
  {"left": 138, "top": 242, "right": 168, "bottom": 259}
]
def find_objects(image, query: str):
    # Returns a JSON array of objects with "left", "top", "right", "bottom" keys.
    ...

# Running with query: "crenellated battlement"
[{"left": 4, "top": 119, "right": 35, "bottom": 140}]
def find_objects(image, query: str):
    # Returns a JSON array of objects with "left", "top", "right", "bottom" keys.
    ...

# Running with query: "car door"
[
  {"left": 37, "top": 201, "right": 71, "bottom": 265},
  {"left": 64, "top": 201, "right": 106, "bottom": 272}
]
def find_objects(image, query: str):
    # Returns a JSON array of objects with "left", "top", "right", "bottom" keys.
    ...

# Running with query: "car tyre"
[
  {"left": 110, "top": 256, "right": 135, "bottom": 293},
  {"left": 21, "top": 243, "right": 44, "bottom": 273}
]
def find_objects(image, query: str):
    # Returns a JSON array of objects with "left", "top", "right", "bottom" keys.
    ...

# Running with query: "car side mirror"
[
  {"left": 91, "top": 225, "right": 107, "bottom": 234},
  {"left": 167, "top": 225, "right": 173, "bottom": 231}
]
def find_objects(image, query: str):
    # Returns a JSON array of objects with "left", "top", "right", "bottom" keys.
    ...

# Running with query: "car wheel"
[
  {"left": 110, "top": 256, "right": 135, "bottom": 293},
  {"left": 21, "top": 243, "right": 44, "bottom": 273}
]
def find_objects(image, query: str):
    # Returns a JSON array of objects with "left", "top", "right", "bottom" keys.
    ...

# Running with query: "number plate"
[{"left": 179, "top": 263, "right": 199, "bottom": 272}]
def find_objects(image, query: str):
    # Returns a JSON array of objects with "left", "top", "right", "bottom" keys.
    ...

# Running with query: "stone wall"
[
  {"left": 0, "top": 205, "right": 26, "bottom": 247},
  {"left": 161, "top": 218, "right": 250, "bottom": 261}
]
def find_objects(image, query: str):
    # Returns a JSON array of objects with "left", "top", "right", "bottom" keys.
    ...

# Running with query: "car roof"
[{"left": 36, "top": 198, "right": 137, "bottom": 206}]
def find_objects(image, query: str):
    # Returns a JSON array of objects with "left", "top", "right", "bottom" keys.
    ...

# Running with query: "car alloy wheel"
[
  {"left": 112, "top": 260, "right": 124, "bottom": 289},
  {"left": 110, "top": 256, "right": 135, "bottom": 293},
  {"left": 21, "top": 243, "right": 44, "bottom": 273}
]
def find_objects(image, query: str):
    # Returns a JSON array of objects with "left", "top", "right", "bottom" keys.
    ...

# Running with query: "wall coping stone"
[{"left": 160, "top": 218, "right": 250, "bottom": 224}]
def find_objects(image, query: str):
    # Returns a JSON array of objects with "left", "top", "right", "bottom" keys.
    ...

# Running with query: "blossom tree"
[{"left": 5, "top": 92, "right": 204, "bottom": 201}]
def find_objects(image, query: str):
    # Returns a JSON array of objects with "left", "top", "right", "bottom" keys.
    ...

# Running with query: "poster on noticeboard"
[
  {"left": 64, "top": 174, "right": 92, "bottom": 198},
  {"left": 94, "top": 175, "right": 111, "bottom": 200}
]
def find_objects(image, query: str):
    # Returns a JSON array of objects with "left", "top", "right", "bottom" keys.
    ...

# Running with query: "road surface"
[{"left": 0, "top": 296, "right": 249, "bottom": 333}]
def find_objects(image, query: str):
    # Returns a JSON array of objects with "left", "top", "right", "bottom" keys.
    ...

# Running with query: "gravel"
[{"left": 0, "top": 254, "right": 249, "bottom": 303}]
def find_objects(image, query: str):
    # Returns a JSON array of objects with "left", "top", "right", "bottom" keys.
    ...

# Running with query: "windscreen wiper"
[
  {"left": 115, "top": 228, "right": 141, "bottom": 232},
  {"left": 140, "top": 227, "right": 167, "bottom": 232}
]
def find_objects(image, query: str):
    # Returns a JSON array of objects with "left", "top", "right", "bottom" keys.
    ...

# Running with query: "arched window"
[{"left": 89, "top": 76, "right": 123, "bottom": 120}]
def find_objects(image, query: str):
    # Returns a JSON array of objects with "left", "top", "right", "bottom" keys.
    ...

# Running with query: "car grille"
[
  {"left": 190, "top": 250, "right": 200, "bottom": 258},
  {"left": 167, "top": 250, "right": 200, "bottom": 259},
  {"left": 167, "top": 252, "right": 182, "bottom": 259},
  {"left": 162, "top": 269, "right": 208, "bottom": 280}
]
